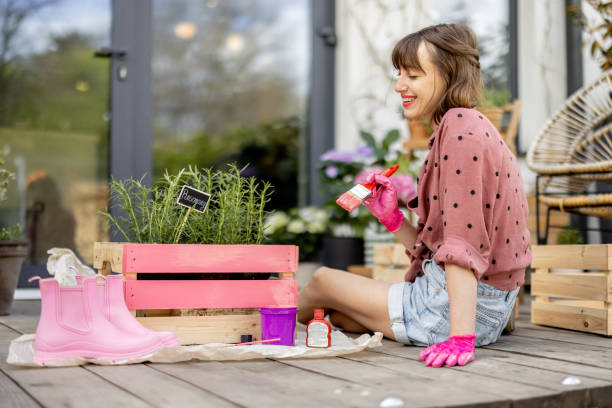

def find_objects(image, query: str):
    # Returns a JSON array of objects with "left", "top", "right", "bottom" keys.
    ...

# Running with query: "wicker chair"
[{"left": 527, "top": 72, "right": 612, "bottom": 244}]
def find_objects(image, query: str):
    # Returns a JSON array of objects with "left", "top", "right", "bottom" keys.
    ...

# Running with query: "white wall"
[
  {"left": 334, "top": 0, "right": 434, "bottom": 151},
  {"left": 581, "top": 0, "right": 605, "bottom": 84},
  {"left": 517, "top": 0, "right": 567, "bottom": 195}
]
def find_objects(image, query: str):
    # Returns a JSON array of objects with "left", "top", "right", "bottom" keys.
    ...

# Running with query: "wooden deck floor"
[{"left": 1, "top": 299, "right": 611, "bottom": 408}]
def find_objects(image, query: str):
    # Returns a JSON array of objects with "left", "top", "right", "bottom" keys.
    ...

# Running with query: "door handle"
[{"left": 94, "top": 47, "right": 127, "bottom": 59}]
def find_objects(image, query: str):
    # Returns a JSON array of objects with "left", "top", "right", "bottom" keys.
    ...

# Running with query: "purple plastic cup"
[{"left": 259, "top": 307, "right": 298, "bottom": 346}]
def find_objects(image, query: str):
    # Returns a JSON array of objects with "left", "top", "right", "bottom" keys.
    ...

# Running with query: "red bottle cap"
[{"left": 313, "top": 309, "right": 324, "bottom": 320}]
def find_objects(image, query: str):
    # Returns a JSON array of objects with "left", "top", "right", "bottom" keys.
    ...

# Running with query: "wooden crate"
[
  {"left": 372, "top": 243, "right": 411, "bottom": 283},
  {"left": 93, "top": 242, "right": 299, "bottom": 345},
  {"left": 531, "top": 244, "right": 612, "bottom": 336}
]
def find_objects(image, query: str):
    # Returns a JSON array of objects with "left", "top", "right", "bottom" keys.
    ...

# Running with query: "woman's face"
[{"left": 395, "top": 42, "right": 444, "bottom": 123}]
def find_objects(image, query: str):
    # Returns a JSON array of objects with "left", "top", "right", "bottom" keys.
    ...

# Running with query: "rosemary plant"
[{"left": 98, "top": 164, "right": 273, "bottom": 244}]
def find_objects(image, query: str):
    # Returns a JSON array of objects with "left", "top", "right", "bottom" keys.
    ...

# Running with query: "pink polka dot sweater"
[{"left": 405, "top": 107, "right": 532, "bottom": 291}]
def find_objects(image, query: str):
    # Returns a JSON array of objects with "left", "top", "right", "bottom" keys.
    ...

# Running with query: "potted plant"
[
  {"left": 317, "top": 129, "right": 418, "bottom": 269},
  {"left": 0, "top": 158, "right": 28, "bottom": 315},
  {"left": 477, "top": 88, "right": 510, "bottom": 130}
]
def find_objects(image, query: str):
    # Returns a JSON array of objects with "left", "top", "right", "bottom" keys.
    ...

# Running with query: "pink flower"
[{"left": 391, "top": 174, "right": 417, "bottom": 204}]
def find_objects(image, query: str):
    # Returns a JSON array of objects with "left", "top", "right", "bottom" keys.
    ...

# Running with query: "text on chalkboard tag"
[{"left": 177, "top": 185, "right": 211, "bottom": 213}]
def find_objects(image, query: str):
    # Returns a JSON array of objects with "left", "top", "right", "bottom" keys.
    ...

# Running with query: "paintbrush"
[
  {"left": 220, "top": 338, "right": 282, "bottom": 347},
  {"left": 336, "top": 164, "right": 399, "bottom": 212}
]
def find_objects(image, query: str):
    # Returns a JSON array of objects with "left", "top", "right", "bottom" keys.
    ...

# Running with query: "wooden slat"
[
  {"left": 123, "top": 244, "right": 298, "bottom": 274},
  {"left": 531, "top": 272, "right": 610, "bottom": 301},
  {"left": 93, "top": 242, "right": 124, "bottom": 273},
  {"left": 530, "top": 244, "right": 612, "bottom": 269},
  {"left": 371, "top": 267, "right": 406, "bottom": 283},
  {"left": 136, "top": 314, "right": 261, "bottom": 345},
  {"left": 289, "top": 349, "right": 555, "bottom": 405},
  {"left": 0, "top": 325, "right": 151, "bottom": 408},
  {"left": 0, "top": 369, "right": 40, "bottom": 408},
  {"left": 373, "top": 243, "right": 410, "bottom": 265},
  {"left": 262, "top": 353, "right": 517, "bottom": 407},
  {"left": 151, "top": 359, "right": 375, "bottom": 408},
  {"left": 346, "top": 265, "right": 373, "bottom": 278},
  {"left": 86, "top": 364, "right": 238, "bottom": 408},
  {"left": 531, "top": 299, "right": 610, "bottom": 336},
  {"left": 125, "top": 279, "right": 297, "bottom": 310},
  {"left": 484, "top": 329, "right": 612, "bottom": 368},
  {"left": 361, "top": 346, "right": 611, "bottom": 406}
]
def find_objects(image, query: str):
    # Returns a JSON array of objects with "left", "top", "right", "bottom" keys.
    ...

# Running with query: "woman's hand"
[
  {"left": 362, "top": 174, "right": 404, "bottom": 232},
  {"left": 419, "top": 334, "right": 476, "bottom": 367}
]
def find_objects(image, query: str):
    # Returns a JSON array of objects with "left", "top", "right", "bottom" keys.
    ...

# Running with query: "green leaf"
[
  {"left": 360, "top": 131, "right": 377, "bottom": 148},
  {"left": 382, "top": 129, "right": 400, "bottom": 150}
]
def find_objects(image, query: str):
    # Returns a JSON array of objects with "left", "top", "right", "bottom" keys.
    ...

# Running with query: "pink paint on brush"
[{"left": 336, "top": 164, "right": 399, "bottom": 211}]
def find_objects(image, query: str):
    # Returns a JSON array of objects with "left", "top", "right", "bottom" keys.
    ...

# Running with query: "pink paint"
[
  {"left": 125, "top": 279, "right": 298, "bottom": 310},
  {"left": 122, "top": 244, "right": 299, "bottom": 274}
]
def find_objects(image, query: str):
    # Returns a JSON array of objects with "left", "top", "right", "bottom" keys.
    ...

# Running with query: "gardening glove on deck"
[
  {"left": 419, "top": 334, "right": 476, "bottom": 368},
  {"left": 362, "top": 173, "right": 404, "bottom": 233}
]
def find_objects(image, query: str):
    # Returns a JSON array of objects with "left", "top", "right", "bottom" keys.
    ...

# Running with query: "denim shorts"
[{"left": 388, "top": 253, "right": 519, "bottom": 347}]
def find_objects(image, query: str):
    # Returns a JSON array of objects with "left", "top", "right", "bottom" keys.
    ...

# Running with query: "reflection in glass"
[
  {"left": 0, "top": 1, "right": 110, "bottom": 270},
  {"left": 433, "top": 0, "right": 511, "bottom": 105},
  {"left": 152, "top": 0, "right": 310, "bottom": 210}
]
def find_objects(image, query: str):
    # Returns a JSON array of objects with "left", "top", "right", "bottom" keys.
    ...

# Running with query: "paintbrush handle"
[
  {"left": 233, "top": 337, "right": 281, "bottom": 346},
  {"left": 362, "top": 164, "right": 399, "bottom": 190}
]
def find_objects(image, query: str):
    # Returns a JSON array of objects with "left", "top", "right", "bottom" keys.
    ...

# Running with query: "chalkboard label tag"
[{"left": 177, "top": 185, "right": 210, "bottom": 213}]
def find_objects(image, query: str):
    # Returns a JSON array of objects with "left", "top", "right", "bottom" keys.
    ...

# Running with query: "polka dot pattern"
[{"left": 402, "top": 107, "right": 532, "bottom": 291}]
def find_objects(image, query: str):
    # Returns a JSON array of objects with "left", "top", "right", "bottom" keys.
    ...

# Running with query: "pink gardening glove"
[
  {"left": 362, "top": 173, "right": 404, "bottom": 232},
  {"left": 419, "top": 334, "right": 476, "bottom": 368}
]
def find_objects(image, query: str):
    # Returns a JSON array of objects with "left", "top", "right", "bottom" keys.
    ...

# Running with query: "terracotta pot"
[{"left": 0, "top": 241, "right": 28, "bottom": 315}]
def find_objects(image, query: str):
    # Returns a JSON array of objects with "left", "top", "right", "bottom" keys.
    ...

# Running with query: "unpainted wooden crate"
[
  {"left": 93, "top": 242, "right": 299, "bottom": 345},
  {"left": 530, "top": 244, "right": 612, "bottom": 336},
  {"left": 372, "top": 243, "right": 411, "bottom": 283}
]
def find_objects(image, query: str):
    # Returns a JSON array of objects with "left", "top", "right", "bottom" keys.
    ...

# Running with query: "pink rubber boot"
[
  {"left": 33, "top": 276, "right": 166, "bottom": 365},
  {"left": 96, "top": 275, "right": 179, "bottom": 347}
]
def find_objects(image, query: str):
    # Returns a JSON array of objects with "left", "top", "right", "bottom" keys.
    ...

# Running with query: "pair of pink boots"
[{"left": 33, "top": 274, "right": 179, "bottom": 365}]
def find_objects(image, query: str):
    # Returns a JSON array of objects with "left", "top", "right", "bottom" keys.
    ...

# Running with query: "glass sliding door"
[
  {"left": 151, "top": 0, "right": 310, "bottom": 210},
  {"left": 0, "top": 0, "right": 111, "bottom": 284}
]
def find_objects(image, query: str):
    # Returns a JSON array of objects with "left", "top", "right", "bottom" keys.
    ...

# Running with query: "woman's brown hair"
[{"left": 392, "top": 23, "right": 483, "bottom": 125}]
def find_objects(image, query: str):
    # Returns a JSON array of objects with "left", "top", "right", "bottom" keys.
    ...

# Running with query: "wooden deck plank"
[
  {"left": 475, "top": 347, "right": 612, "bottom": 382},
  {"left": 369, "top": 340, "right": 612, "bottom": 407},
  {"left": 512, "top": 326, "right": 612, "bottom": 348},
  {"left": 0, "top": 325, "right": 152, "bottom": 408},
  {"left": 2, "top": 299, "right": 611, "bottom": 408},
  {"left": 281, "top": 354, "right": 520, "bottom": 407},
  {"left": 86, "top": 364, "right": 240, "bottom": 408},
  {"left": 0, "top": 369, "right": 41, "bottom": 408},
  {"left": 2, "top": 302, "right": 239, "bottom": 408},
  {"left": 483, "top": 333, "right": 612, "bottom": 369},
  {"left": 149, "top": 360, "right": 375, "bottom": 408},
  {"left": 221, "top": 359, "right": 394, "bottom": 407}
]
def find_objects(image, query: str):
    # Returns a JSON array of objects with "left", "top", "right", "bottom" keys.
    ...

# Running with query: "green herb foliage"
[
  {"left": 98, "top": 164, "right": 273, "bottom": 244},
  {"left": 0, "top": 225, "right": 22, "bottom": 241}
]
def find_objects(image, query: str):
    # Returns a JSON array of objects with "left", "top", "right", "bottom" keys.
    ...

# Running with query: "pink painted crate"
[{"left": 93, "top": 242, "right": 299, "bottom": 345}]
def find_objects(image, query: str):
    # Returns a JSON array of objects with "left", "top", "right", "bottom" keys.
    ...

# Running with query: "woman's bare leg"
[
  {"left": 330, "top": 310, "right": 369, "bottom": 333},
  {"left": 298, "top": 267, "right": 396, "bottom": 339}
]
